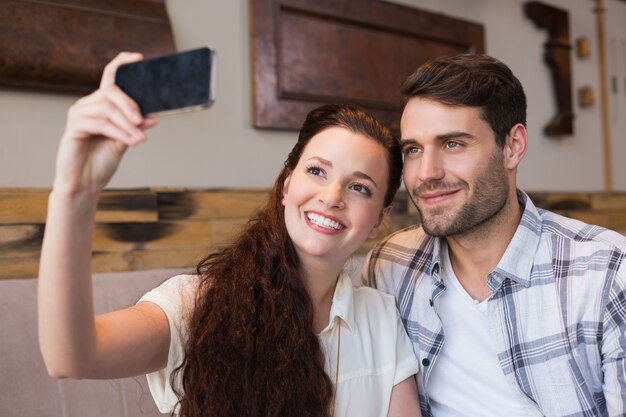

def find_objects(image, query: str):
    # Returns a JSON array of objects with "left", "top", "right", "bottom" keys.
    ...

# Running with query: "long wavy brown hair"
[{"left": 174, "top": 104, "right": 403, "bottom": 417}]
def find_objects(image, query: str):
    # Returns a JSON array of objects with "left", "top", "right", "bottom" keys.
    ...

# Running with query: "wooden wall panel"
[
  {"left": 0, "top": 190, "right": 49, "bottom": 224},
  {"left": 0, "top": 0, "right": 175, "bottom": 94},
  {"left": 1, "top": 188, "right": 625, "bottom": 280},
  {"left": 250, "top": 0, "right": 485, "bottom": 132},
  {"left": 0, "top": 189, "right": 269, "bottom": 280},
  {"left": 0, "top": 189, "right": 158, "bottom": 224},
  {"left": 157, "top": 190, "right": 270, "bottom": 220},
  {"left": 277, "top": 9, "right": 465, "bottom": 110}
]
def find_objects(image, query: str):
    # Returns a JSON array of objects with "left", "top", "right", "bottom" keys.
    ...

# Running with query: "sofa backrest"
[
  {"left": 0, "top": 268, "right": 188, "bottom": 417},
  {"left": 0, "top": 256, "right": 367, "bottom": 417}
]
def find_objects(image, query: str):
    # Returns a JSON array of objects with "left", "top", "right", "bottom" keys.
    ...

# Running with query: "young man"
[{"left": 364, "top": 54, "right": 626, "bottom": 416}]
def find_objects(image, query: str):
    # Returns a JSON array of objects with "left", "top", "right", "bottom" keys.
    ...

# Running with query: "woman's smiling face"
[{"left": 282, "top": 126, "right": 389, "bottom": 267}]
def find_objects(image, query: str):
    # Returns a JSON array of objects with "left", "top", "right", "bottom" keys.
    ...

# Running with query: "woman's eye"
[
  {"left": 307, "top": 166, "right": 323, "bottom": 176},
  {"left": 350, "top": 183, "right": 371, "bottom": 196}
]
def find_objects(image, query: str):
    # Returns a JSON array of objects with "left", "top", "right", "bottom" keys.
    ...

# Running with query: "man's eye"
[
  {"left": 404, "top": 146, "right": 421, "bottom": 155},
  {"left": 446, "top": 141, "right": 461, "bottom": 149}
]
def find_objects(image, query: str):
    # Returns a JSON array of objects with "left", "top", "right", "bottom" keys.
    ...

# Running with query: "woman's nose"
[{"left": 319, "top": 182, "right": 345, "bottom": 209}]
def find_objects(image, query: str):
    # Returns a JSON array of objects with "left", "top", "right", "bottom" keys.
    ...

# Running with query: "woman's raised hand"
[
  {"left": 39, "top": 53, "right": 170, "bottom": 380},
  {"left": 53, "top": 52, "right": 158, "bottom": 195}
]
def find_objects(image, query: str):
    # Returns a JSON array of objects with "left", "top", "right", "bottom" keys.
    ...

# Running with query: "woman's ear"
[
  {"left": 282, "top": 175, "right": 291, "bottom": 206},
  {"left": 368, "top": 205, "right": 392, "bottom": 239}
]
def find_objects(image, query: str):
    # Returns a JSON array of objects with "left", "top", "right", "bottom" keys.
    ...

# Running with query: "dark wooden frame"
[
  {"left": 525, "top": 1, "right": 574, "bottom": 136},
  {"left": 250, "top": 0, "right": 484, "bottom": 132},
  {"left": 0, "top": 0, "right": 175, "bottom": 94}
]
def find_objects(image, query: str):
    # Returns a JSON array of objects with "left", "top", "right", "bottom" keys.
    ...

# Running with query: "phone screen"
[{"left": 114, "top": 47, "right": 215, "bottom": 116}]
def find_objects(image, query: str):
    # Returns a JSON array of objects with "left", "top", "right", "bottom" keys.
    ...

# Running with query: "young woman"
[{"left": 38, "top": 53, "right": 421, "bottom": 417}]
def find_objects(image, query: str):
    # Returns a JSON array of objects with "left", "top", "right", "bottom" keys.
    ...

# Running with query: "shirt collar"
[
  {"left": 322, "top": 271, "right": 355, "bottom": 334},
  {"left": 428, "top": 237, "right": 444, "bottom": 284},
  {"left": 492, "top": 189, "right": 543, "bottom": 287},
  {"left": 427, "top": 189, "right": 542, "bottom": 288}
]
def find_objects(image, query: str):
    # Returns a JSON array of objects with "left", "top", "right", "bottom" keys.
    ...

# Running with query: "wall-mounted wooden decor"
[
  {"left": 250, "top": 0, "right": 484, "bottom": 133},
  {"left": 578, "top": 85, "right": 595, "bottom": 107},
  {"left": 0, "top": 0, "right": 175, "bottom": 94},
  {"left": 524, "top": 1, "right": 574, "bottom": 136},
  {"left": 576, "top": 37, "right": 591, "bottom": 58}
]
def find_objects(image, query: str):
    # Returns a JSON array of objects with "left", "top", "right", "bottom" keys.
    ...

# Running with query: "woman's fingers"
[
  {"left": 90, "top": 52, "right": 156, "bottom": 143},
  {"left": 84, "top": 85, "right": 158, "bottom": 137},
  {"left": 140, "top": 117, "right": 159, "bottom": 130},
  {"left": 67, "top": 88, "right": 147, "bottom": 146},
  {"left": 104, "top": 84, "right": 143, "bottom": 125},
  {"left": 99, "top": 52, "right": 144, "bottom": 89},
  {"left": 71, "top": 111, "right": 137, "bottom": 148},
  {"left": 80, "top": 83, "right": 142, "bottom": 123}
]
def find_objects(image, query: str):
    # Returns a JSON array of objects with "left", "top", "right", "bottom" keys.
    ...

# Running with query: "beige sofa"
[
  {"left": 1, "top": 257, "right": 365, "bottom": 417},
  {"left": 0, "top": 268, "right": 188, "bottom": 417}
]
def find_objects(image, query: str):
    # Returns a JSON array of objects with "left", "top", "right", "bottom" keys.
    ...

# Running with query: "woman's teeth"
[{"left": 307, "top": 213, "right": 344, "bottom": 230}]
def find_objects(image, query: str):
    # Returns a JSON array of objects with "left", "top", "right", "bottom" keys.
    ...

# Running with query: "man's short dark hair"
[{"left": 401, "top": 54, "right": 527, "bottom": 148}]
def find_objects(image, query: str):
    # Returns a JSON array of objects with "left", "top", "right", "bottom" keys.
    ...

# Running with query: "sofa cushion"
[
  {"left": 0, "top": 255, "right": 368, "bottom": 417},
  {"left": 0, "top": 268, "right": 188, "bottom": 417}
]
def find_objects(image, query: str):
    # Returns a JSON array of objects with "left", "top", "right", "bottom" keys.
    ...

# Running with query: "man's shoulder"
[
  {"left": 366, "top": 223, "right": 438, "bottom": 276},
  {"left": 375, "top": 223, "right": 433, "bottom": 250},
  {"left": 537, "top": 207, "right": 626, "bottom": 250}
]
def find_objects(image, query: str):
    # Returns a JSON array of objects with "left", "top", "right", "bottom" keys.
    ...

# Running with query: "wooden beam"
[
  {"left": 0, "top": 189, "right": 158, "bottom": 224},
  {"left": 0, "top": 188, "right": 623, "bottom": 280},
  {"left": 594, "top": 0, "right": 613, "bottom": 191},
  {"left": 156, "top": 189, "right": 269, "bottom": 220}
]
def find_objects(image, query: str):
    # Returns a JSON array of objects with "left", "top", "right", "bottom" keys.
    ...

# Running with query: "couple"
[{"left": 38, "top": 52, "right": 625, "bottom": 417}]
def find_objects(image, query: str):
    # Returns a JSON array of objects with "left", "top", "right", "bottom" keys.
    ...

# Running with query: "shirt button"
[{"left": 422, "top": 358, "right": 430, "bottom": 367}]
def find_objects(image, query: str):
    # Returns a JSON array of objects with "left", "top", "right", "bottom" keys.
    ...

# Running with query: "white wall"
[
  {"left": 1, "top": 0, "right": 625, "bottom": 191},
  {"left": 0, "top": 0, "right": 297, "bottom": 189},
  {"left": 386, "top": 0, "right": 626, "bottom": 191}
]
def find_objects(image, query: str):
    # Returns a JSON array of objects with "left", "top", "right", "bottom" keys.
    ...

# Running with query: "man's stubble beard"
[{"left": 411, "top": 149, "right": 510, "bottom": 238}]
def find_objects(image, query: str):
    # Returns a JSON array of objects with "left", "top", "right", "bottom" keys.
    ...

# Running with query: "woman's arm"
[
  {"left": 387, "top": 376, "right": 422, "bottom": 417},
  {"left": 38, "top": 52, "right": 169, "bottom": 379}
]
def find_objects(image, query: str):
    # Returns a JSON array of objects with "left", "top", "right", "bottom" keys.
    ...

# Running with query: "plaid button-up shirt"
[{"left": 364, "top": 190, "right": 626, "bottom": 417}]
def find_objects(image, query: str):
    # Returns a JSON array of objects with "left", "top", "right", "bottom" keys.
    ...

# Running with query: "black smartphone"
[{"left": 114, "top": 47, "right": 216, "bottom": 116}]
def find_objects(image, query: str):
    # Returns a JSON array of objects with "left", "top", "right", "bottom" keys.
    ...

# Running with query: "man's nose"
[{"left": 417, "top": 150, "right": 444, "bottom": 182}]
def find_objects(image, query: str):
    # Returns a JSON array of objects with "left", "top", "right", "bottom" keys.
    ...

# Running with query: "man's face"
[{"left": 400, "top": 97, "right": 510, "bottom": 237}]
